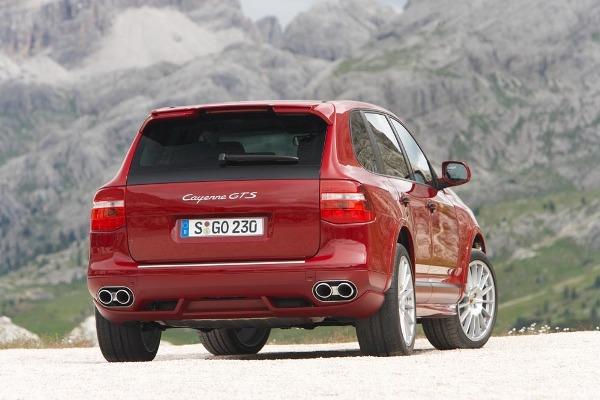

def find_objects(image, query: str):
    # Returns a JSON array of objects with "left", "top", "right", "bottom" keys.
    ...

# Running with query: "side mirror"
[{"left": 438, "top": 161, "right": 471, "bottom": 189}]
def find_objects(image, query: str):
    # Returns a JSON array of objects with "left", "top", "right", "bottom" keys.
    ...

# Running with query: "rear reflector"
[
  {"left": 320, "top": 180, "right": 374, "bottom": 224},
  {"left": 91, "top": 187, "right": 125, "bottom": 232}
]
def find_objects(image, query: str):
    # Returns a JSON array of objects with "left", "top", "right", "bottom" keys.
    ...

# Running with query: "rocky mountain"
[
  {"left": 1, "top": 0, "right": 599, "bottom": 337},
  {"left": 282, "top": 0, "right": 397, "bottom": 60},
  {"left": 313, "top": 0, "right": 600, "bottom": 204}
]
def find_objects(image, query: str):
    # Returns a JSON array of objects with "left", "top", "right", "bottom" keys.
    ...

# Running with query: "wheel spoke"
[
  {"left": 471, "top": 316, "right": 479, "bottom": 337},
  {"left": 481, "top": 307, "right": 492, "bottom": 318},
  {"left": 459, "top": 309, "right": 470, "bottom": 323},
  {"left": 478, "top": 272, "right": 489, "bottom": 289},
  {"left": 482, "top": 285, "right": 494, "bottom": 296},
  {"left": 462, "top": 313, "right": 473, "bottom": 331},
  {"left": 467, "top": 267, "right": 474, "bottom": 290},
  {"left": 397, "top": 256, "right": 415, "bottom": 346}
]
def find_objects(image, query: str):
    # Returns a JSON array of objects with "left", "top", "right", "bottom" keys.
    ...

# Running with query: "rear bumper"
[{"left": 89, "top": 263, "right": 387, "bottom": 325}]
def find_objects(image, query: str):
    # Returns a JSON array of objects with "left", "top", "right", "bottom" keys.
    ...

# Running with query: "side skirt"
[{"left": 416, "top": 303, "right": 457, "bottom": 318}]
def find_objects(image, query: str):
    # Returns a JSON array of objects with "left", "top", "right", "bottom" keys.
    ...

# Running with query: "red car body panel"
[{"left": 88, "top": 100, "right": 485, "bottom": 325}]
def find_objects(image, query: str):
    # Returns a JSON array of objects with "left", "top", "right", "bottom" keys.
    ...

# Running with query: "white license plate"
[{"left": 180, "top": 218, "right": 264, "bottom": 238}]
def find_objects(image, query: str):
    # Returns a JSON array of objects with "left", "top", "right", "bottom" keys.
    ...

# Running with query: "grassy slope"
[
  {"left": 476, "top": 190, "right": 600, "bottom": 333},
  {"left": 9, "top": 282, "right": 93, "bottom": 338}
]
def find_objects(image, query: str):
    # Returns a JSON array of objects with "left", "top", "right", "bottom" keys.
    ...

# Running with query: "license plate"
[{"left": 180, "top": 218, "right": 265, "bottom": 238}]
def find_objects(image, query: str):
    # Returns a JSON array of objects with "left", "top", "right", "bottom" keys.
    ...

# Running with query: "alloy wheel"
[
  {"left": 458, "top": 260, "right": 496, "bottom": 341},
  {"left": 398, "top": 255, "right": 416, "bottom": 345}
]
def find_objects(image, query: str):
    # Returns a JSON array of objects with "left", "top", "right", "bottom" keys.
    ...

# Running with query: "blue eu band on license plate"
[
  {"left": 180, "top": 219, "right": 190, "bottom": 237},
  {"left": 180, "top": 218, "right": 264, "bottom": 238}
]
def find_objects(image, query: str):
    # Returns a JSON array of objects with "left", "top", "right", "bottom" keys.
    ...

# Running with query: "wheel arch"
[
  {"left": 458, "top": 228, "right": 487, "bottom": 288},
  {"left": 472, "top": 232, "right": 486, "bottom": 253},
  {"left": 397, "top": 225, "right": 415, "bottom": 276}
]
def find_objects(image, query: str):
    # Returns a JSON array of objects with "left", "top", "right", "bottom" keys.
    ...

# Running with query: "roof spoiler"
[{"left": 150, "top": 102, "right": 335, "bottom": 125}]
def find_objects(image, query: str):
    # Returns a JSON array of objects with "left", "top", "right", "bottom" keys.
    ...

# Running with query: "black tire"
[
  {"left": 95, "top": 308, "right": 162, "bottom": 362},
  {"left": 355, "top": 244, "right": 416, "bottom": 356},
  {"left": 422, "top": 249, "right": 498, "bottom": 350},
  {"left": 198, "top": 327, "right": 271, "bottom": 356}
]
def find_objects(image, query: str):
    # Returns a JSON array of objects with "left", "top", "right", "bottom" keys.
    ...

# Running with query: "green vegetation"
[
  {"left": 476, "top": 189, "right": 600, "bottom": 333},
  {"left": 8, "top": 282, "right": 93, "bottom": 337},
  {"left": 508, "top": 116, "right": 525, "bottom": 143},
  {"left": 335, "top": 47, "right": 418, "bottom": 75},
  {"left": 450, "top": 135, "right": 470, "bottom": 159},
  {"left": 468, "top": 113, "right": 492, "bottom": 135},
  {"left": 162, "top": 328, "right": 200, "bottom": 345},
  {"left": 269, "top": 326, "right": 356, "bottom": 344},
  {"left": 592, "top": 32, "right": 600, "bottom": 43},
  {"left": 164, "top": 326, "right": 357, "bottom": 345},
  {"left": 488, "top": 74, "right": 526, "bottom": 108}
]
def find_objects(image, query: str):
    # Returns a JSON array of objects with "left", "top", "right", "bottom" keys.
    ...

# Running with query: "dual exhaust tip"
[
  {"left": 313, "top": 281, "right": 357, "bottom": 302},
  {"left": 97, "top": 287, "right": 134, "bottom": 307}
]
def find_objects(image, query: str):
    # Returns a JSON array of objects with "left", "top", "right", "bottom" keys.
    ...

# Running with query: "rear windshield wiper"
[{"left": 218, "top": 153, "right": 299, "bottom": 166}]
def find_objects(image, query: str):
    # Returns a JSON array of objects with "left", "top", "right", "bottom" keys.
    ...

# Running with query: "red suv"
[{"left": 89, "top": 101, "right": 497, "bottom": 362}]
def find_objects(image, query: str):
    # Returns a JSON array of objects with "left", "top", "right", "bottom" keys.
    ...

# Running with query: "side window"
[
  {"left": 390, "top": 119, "right": 433, "bottom": 185},
  {"left": 364, "top": 112, "right": 411, "bottom": 179},
  {"left": 350, "top": 111, "right": 378, "bottom": 172}
]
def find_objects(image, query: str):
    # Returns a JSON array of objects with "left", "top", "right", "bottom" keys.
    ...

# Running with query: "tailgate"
[
  {"left": 124, "top": 110, "right": 327, "bottom": 264},
  {"left": 126, "top": 180, "right": 320, "bottom": 263}
]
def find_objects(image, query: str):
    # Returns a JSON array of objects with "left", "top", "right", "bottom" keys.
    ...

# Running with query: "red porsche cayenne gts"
[{"left": 88, "top": 101, "right": 497, "bottom": 362}]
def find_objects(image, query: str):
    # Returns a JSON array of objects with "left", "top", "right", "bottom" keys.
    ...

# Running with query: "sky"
[{"left": 239, "top": 0, "right": 407, "bottom": 26}]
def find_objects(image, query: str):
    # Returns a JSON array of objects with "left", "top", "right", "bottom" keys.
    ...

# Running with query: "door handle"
[
  {"left": 400, "top": 194, "right": 410, "bottom": 206},
  {"left": 426, "top": 200, "right": 437, "bottom": 213}
]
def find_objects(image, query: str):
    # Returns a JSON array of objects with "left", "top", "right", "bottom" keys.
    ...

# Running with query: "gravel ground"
[{"left": 1, "top": 332, "right": 599, "bottom": 400}]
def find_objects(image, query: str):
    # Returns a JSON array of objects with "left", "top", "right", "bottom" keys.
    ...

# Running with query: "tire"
[
  {"left": 355, "top": 244, "right": 416, "bottom": 356},
  {"left": 95, "top": 308, "right": 162, "bottom": 362},
  {"left": 422, "top": 249, "right": 498, "bottom": 350},
  {"left": 198, "top": 327, "right": 271, "bottom": 356}
]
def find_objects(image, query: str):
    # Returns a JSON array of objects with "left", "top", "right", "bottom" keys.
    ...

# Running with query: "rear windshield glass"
[{"left": 128, "top": 112, "right": 327, "bottom": 184}]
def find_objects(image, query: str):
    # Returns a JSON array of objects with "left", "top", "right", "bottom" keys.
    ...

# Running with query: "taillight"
[
  {"left": 91, "top": 187, "right": 125, "bottom": 232},
  {"left": 320, "top": 180, "right": 374, "bottom": 224}
]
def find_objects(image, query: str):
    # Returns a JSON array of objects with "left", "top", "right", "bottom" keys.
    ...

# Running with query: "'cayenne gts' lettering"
[{"left": 182, "top": 192, "right": 258, "bottom": 204}]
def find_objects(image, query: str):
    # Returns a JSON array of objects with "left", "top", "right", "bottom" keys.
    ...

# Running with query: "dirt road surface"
[{"left": 1, "top": 332, "right": 598, "bottom": 399}]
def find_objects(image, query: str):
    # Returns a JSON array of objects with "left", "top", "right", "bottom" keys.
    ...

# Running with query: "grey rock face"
[
  {"left": 0, "top": 316, "right": 40, "bottom": 344},
  {"left": 283, "top": 0, "right": 398, "bottom": 60},
  {"left": 256, "top": 16, "right": 283, "bottom": 47},
  {"left": 66, "top": 315, "right": 97, "bottom": 346},
  {"left": 0, "top": 0, "right": 257, "bottom": 67}
]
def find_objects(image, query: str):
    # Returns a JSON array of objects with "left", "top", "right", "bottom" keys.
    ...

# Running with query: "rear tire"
[
  {"left": 198, "top": 327, "right": 270, "bottom": 356},
  {"left": 355, "top": 244, "right": 416, "bottom": 356},
  {"left": 422, "top": 250, "right": 497, "bottom": 350},
  {"left": 95, "top": 308, "right": 162, "bottom": 362}
]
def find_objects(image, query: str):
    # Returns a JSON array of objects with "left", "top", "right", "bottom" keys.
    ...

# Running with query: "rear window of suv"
[{"left": 128, "top": 112, "right": 327, "bottom": 184}]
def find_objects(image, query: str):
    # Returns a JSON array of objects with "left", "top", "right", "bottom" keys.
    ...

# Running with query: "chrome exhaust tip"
[
  {"left": 314, "top": 282, "right": 333, "bottom": 300},
  {"left": 98, "top": 289, "right": 114, "bottom": 305},
  {"left": 115, "top": 289, "right": 132, "bottom": 305},
  {"left": 336, "top": 282, "right": 355, "bottom": 299}
]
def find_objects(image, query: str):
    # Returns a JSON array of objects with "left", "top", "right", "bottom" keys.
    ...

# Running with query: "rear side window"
[
  {"left": 364, "top": 113, "right": 411, "bottom": 179},
  {"left": 390, "top": 119, "right": 433, "bottom": 186},
  {"left": 128, "top": 112, "right": 327, "bottom": 184},
  {"left": 349, "top": 111, "right": 378, "bottom": 172}
]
